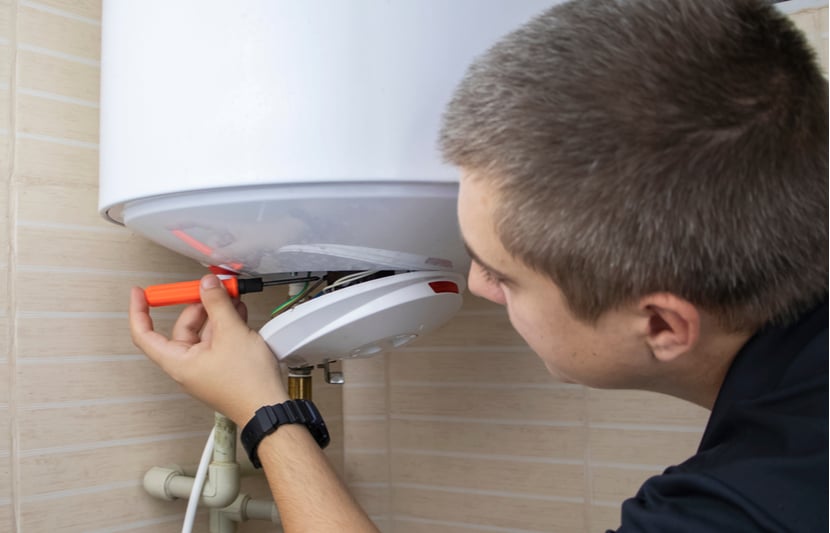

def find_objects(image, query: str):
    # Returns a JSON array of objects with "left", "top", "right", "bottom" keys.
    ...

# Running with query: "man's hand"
[{"left": 129, "top": 274, "right": 290, "bottom": 426}]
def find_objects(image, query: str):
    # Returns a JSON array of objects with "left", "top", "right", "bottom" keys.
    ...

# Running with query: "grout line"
[
  {"left": 348, "top": 481, "right": 391, "bottom": 489},
  {"left": 18, "top": 355, "right": 149, "bottom": 364},
  {"left": 344, "top": 414, "right": 387, "bottom": 422},
  {"left": 17, "top": 43, "right": 99, "bottom": 67},
  {"left": 390, "top": 414, "right": 583, "bottom": 427},
  {"left": 19, "top": 431, "right": 211, "bottom": 457},
  {"left": 16, "top": 310, "right": 183, "bottom": 320},
  {"left": 344, "top": 447, "right": 388, "bottom": 455},
  {"left": 775, "top": 0, "right": 828, "bottom": 14},
  {"left": 582, "top": 377, "right": 593, "bottom": 531},
  {"left": 17, "top": 311, "right": 128, "bottom": 319},
  {"left": 382, "top": 352, "right": 395, "bottom": 526},
  {"left": 16, "top": 220, "right": 122, "bottom": 233},
  {"left": 392, "top": 448, "right": 584, "bottom": 465},
  {"left": 21, "top": 392, "right": 191, "bottom": 411},
  {"left": 390, "top": 380, "right": 580, "bottom": 390},
  {"left": 16, "top": 131, "right": 98, "bottom": 149},
  {"left": 85, "top": 513, "right": 204, "bottom": 533},
  {"left": 591, "top": 499, "right": 626, "bottom": 508},
  {"left": 21, "top": 479, "right": 140, "bottom": 503},
  {"left": 392, "top": 482, "right": 584, "bottom": 503},
  {"left": 20, "top": 1, "right": 100, "bottom": 26},
  {"left": 16, "top": 264, "right": 199, "bottom": 280},
  {"left": 342, "top": 382, "right": 386, "bottom": 389},
  {"left": 7, "top": 4, "right": 21, "bottom": 527},
  {"left": 589, "top": 422, "right": 704, "bottom": 433},
  {"left": 397, "top": 345, "right": 531, "bottom": 353},
  {"left": 590, "top": 461, "right": 668, "bottom": 471},
  {"left": 393, "top": 514, "right": 550, "bottom": 533},
  {"left": 17, "top": 87, "right": 98, "bottom": 108}
]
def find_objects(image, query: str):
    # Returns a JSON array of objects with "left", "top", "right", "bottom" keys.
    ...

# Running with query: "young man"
[{"left": 130, "top": 0, "right": 828, "bottom": 531}]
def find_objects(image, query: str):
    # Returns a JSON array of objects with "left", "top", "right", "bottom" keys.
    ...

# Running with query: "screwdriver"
[{"left": 144, "top": 275, "right": 319, "bottom": 307}]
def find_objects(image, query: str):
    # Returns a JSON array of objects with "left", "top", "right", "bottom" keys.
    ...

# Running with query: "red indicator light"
[{"left": 429, "top": 281, "right": 459, "bottom": 294}]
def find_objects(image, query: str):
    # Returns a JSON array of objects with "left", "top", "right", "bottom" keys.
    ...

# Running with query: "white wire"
[
  {"left": 182, "top": 426, "right": 216, "bottom": 533},
  {"left": 325, "top": 270, "right": 377, "bottom": 292}
]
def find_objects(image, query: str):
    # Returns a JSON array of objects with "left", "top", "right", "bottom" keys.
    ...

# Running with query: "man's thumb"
[{"left": 199, "top": 274, "right": 243, "bottom": 324}]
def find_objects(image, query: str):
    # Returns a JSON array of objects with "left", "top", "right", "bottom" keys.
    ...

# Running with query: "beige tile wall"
[
  {"left": 0, "top": 1, "right": 826, "bottom": 532},
  {"left": 1, "top": 1, "right": 340, "bottom": 531}
]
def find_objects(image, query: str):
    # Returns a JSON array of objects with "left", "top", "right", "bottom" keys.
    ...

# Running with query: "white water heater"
[{"left": 99, "top": 0, "right": 549, "bottom": 366}]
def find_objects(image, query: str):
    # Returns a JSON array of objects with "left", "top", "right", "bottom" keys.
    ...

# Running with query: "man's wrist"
[{"left": 231, "top": 391, "right": 291, "bottom": 427}]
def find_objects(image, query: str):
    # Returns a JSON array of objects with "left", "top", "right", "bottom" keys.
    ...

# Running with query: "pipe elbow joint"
[{"left": 200, "top": 461, "right": 240, "bottom": 508}]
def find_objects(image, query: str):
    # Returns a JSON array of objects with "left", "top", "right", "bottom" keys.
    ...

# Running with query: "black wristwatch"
[{"left": 240, "top": 399, "right": 330, "bottom": 468}]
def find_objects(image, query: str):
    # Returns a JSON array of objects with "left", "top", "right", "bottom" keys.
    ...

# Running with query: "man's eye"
[{"left": 479, "top": 265, "right": 500, "bottom": 284}]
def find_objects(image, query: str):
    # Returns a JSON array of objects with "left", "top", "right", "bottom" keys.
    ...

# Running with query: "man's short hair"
[{"left": 440, "top": 0, "right": 828, "bottom": 331}]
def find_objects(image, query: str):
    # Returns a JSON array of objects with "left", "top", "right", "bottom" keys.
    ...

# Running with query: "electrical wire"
[
  {"left": 269, "top": 277, "right": 327, "bottom": 316},
  {"left": 322, "top": 270, "right": 378, "bottom": 294},
  {"left": 182, "top": 426, "right": 216, "bottom": 533},
  {"left": 270, "top": 282, "right": 309, "bottom": 316}
]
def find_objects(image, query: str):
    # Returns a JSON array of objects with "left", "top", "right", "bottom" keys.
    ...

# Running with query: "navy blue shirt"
[{"left": 611, "top": 302, "right": 828, "bottom": 532}]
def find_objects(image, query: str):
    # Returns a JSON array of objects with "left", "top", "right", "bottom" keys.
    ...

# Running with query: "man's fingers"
[
  {"left": 129, "top": 286, "right": 187, "bottom": 368},
  {"left": 171, "top": 303, "right": 207, "bottom": 344},
  {"left": 199, "top": 275, "right": 247, "bottom": 327},
  {"left": 235, "top": 300, "right": 249, "bottom": 323}
]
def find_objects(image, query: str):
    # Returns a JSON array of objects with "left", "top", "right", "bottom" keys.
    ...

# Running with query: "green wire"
[{"left": 270, "top": 282, "right": 310, "bottom": 316}]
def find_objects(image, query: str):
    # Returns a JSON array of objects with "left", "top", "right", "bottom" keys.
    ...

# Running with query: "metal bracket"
[{"left": 318, "top": 361, "right": 345, "bottom": 385}]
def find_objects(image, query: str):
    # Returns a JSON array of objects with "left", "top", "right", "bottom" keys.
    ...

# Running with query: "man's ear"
[{"left": 638, "top": 293, "right": 701, "bottom": 362}]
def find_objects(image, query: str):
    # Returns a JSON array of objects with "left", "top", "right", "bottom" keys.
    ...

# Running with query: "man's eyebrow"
[{"left": 462, "top": 239, "right": 513, "bottom": 282}]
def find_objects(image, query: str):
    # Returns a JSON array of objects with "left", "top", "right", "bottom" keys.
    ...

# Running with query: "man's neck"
[{"left": 648, "top": 329, "right": 754, "bottom": 409}]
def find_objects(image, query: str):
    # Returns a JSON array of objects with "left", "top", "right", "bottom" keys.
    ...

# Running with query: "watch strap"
[{"left": 240, "top": 399, "right": 330, "bottom": 468}]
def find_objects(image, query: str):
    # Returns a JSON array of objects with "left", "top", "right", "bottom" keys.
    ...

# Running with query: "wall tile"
[
  {"left": 18, "top": 397, "right": 214, "bottom": 451},
  {"left": 16, "top": 316, "right": 174, "bottom": 358},
  {"left": 0, "top": 44, "right": 11, "bottom": 88},
  {"left": 30, "top": 0, "right": 101, "bottom": 21},
  {"left": 16, "top": 138, "right": 98, "bottom": 186},
  {"left": 344, "top": 419, "right": 389, "bottom": 451},
  {"left": 390, "top": 349, "right": 548, "bottom": 384},
  {"left": 19, "top": 435, "right": 209, "bottom": 497},
  {"left": 591, "top": 465, "right": 661, "bottom": 503},
  {"left": 17, "top": 4, "right": 100, "bottom": 60},
  {"left": 16, "top": 93, "right": 98, "bottom": 144},
  {"left": 350, "top": 485, "right": 391, "bottom": 517},
  {"left": 342, "top": 353, "right": 387, "bottom": 383},
  {"left": 392, "top": 520, "right": 507, "bottom": 533},
  {"left": 345, "top": 450, "right": 389, "bottom": 484},
  {"left": 18, "top": 49, "right": 100, "bottom": 102},
  {"left": 17, "top": 182, "right": 111, "bottom": 228},
  {"left": 390, "top": 384, "right": 585, "bottom": 422},
  {"left": 0, "top": 0, "right": 13, "bottom": 39},
  {"left": 16, "top": 271, "right": 197, "bottom": 313},
  {"left": 393, "top": 487, "right": 585, "bottom": 532},
  {"left": 390, "top": 419, "right": 588, "bottom": 460},
  {"left": 407, "top": 313, "right": 525, "bottom": 348},
  {"left": 16, "top": 225, "right": 204, "bottom": 273},
  {"left": 20, "top": 485, "right": 188, "bottom": 532},
  {"left": 18, "top": 358, "right": 182, "bottom": 404},
  {"left": 589, "top": 427, "right": 702, "bottom": 467},
  {"left": 343, "top": 385, "right": 388, "bottom": 417},
  {"left": 590, "top": 504, "right": 622, "bottom": 532},
  {"left": 392, "top": 452, "right": 585, "bottom": 499},
  {"left": 587, "top": 389, "right": 710, "bottom": 427},
  {"left": 0, "top": 505, "right": 12, "bottom": 533}
]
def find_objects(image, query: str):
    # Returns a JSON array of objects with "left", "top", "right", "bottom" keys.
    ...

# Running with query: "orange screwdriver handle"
[{"left": 144, "top": 278, "right": 240, "bottom": 307}]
